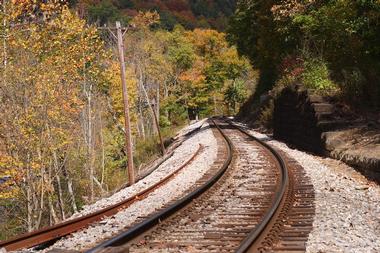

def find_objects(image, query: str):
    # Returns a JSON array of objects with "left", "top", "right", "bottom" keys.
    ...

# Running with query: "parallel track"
[{"left": 0, "top": 143, "right": 203, "bottom": 252}]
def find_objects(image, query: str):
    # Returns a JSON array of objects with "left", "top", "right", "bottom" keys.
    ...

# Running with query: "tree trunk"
[
  {"left": 137, "top": 65, "right": 165, "bottom": 155},
  {"left": 139, "top": 116, "right": 146, "bottom": 140},
  {"left": 35, "top": 153, "right": 45, "bottom": 229},
  {"left": 92, "top": 176, "right": 106, "bottom": 196},
  {"left": 47, "top": 161, "right": 59, "bottom": 225},
  {"left": 87, "top": 83, "right": 94, "bottom": 202},
  {"left": 36, "top": 175, "right": 44, "bottom": 229},
  {"left": 26, "top": 160, "right": 33, "bottom": 232},
  {"left": 214, "top": 93, "right": 217, "bottom": 115},
  {"left": 60, "top": 157, "right": 77, "bottom": 213},
  {"left": 48, "top": 195, "right": 59, "bottom": 225},
  {"left": 156, "top": 83, "right": 160, "bottom": 125},
  {"left": 163, "top": 81, "right": 169, "bottom": 119},
  {"left": 141, "top": 82, "right": 165, "bottom": 155},
  {"left": 55, "top": 174, "right": 65, "bottom": 220},
  {"left": 99, "top": 112, "right": 106, "bottom": 186},
  {"left": 53, "top": 151, "right": 66, "bottom": 220},
  {"left": 2, "top": 0, "right": 7, "bottom": 79}
]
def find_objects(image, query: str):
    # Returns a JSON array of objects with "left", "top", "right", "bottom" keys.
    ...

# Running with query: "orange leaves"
[
  {"left": 185, "top": 29, "right": 228, "bottom": 58},
  {"left": 179, "top": 59, "right": 205, "bottom": 84},
  {"left": 131, "top": 11, "right": 160, "bottom": 29}
]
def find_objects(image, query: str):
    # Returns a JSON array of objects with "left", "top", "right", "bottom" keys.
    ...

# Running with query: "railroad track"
[
  {"left": 0, "top": 141, "right": 204, "bottom": 251},
  {"left": 1, "top": 119, "right": 314, "bottom": 252},
  {"left": 81, "top": 118, "right": 314, "bottom": 253}
]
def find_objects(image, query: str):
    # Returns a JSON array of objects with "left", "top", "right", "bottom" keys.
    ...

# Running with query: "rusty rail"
[
  {"left": 85, "top": 118, "right": 233, "bottom": 253},
  {"left": 0, "top": 144, "right": 203, "bottom": 251},
  {"left": 227, "top": 119, "right": 289, "bottom": 252}
]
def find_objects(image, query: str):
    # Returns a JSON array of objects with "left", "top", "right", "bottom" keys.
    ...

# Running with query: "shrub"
[
  {"left": 301, "top": 58, "right": 337, "bottom": 91},
  {"left": 159, "top": 115, "right": 171, "bottom": 127},
  {"left": 341, "top": 68, "right": 365, "bottom": 101},
  {"left": 258, "top": 100, "right": 274, "bottom": 129}
]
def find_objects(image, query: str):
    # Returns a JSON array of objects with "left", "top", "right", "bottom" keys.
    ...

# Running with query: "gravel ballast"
[
  {"left": 69, "top": 119, "right": 208, "bottom": 219},
  {"left": 43, "top": 120, "right": 217, "bottom": 251},
  {"left": 234, "top": 121, "right": 380, "bottom": 253}
]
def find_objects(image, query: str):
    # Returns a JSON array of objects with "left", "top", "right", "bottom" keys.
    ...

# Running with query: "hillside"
[{"left": 75, "top": 0, "right": 236, "bottom": 30}]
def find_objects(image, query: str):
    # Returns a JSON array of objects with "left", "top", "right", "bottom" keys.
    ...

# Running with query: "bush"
[
  {"left": 301, "top": 58, "right": 336, "bottom": 91},
  {"left": 258, "top": 100, "right": 274, "bottom": 129},
  {"left": 341, "top": 68, "right": 365, "bottom": 101},
  {"left": 159, "top": 115, "right": 171, "bottom": 127}
]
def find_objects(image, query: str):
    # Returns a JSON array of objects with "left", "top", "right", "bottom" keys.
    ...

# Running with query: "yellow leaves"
[
  {"left": 185, "top": 29, "right": 228, "bottom": 57},
  {"left": 131, "top": 11, "right": 160, "bottom": 29},
  {"left": 10, "top": 0, "right": 66, "bottom": 22},
  {"left": 0, "top": 156, "right": 22, "bottom": 172},
  {"left": 0, "top": 3, "right": 109, "bottom": 196},
  {"left": 0, "top": 155, "right": 22, "bottom": 199},
  {"left": 0, "top": 191, "right": 19, "bottom": 199},
  {"left": 106, "top": 61, "right": 138, "bottom": 126}
]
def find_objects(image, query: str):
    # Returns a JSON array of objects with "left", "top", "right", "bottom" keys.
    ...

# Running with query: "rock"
[
  {"left": 324, "top": 137, "right": 345, "bottom": 151},
  {"left": 313, "top": 103, "right": 335, "bottom": 114},
  {"left": 308, "top": 94, "right": 324, "bottom": 103},
  {"left": 355, "top": 185, "right": 369, "bottom": 190}
]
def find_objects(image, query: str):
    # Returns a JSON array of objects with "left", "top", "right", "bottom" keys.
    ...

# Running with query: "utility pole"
[{"left": 116, "top": 21, "right": 135, "bottom": 185}]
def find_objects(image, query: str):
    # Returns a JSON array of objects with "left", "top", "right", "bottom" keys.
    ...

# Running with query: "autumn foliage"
[{"left": 0, "top": 2, "right": 251, "bottom": 239}]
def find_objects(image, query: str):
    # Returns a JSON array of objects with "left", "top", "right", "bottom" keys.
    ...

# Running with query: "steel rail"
[
  {"left": 85, "top": 118, "right": 233, "bottom": 253},
  {"left": 226, "top": 119, "right": 289, "bottom": 253},
  {"left": 0, "top": 144, "right": 203, "bottom": 251},
  {"left": 115, "top": 120, "right": 205, "bottom": 191},
  {"left": 138, "top": 120, "right": 206, "bottom": 180}
]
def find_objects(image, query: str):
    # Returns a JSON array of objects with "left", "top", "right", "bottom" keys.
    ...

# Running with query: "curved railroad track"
[
  {"left": 83, "top": 118, "right": 314, "bottom": 253},
  {"left": 1, "top": 118, "right": 314, "bottom": 253},
  {"left": 0, "top": 140, "right": 203, "bottom": 252}
]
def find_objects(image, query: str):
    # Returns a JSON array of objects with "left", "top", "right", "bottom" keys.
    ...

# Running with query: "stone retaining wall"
[
  {"left": 273, "top": 84, "right": 331, "bottom": 154},
  {"left": 273, "top": 84, "right": 380, "bottom": 179}
]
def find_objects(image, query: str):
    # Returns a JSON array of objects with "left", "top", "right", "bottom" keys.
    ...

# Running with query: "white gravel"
[
  {"left": 234, "top": 121, "right": 380, "bottom": 253},
  {"left": 68, "top": 119, "right": 208, "bottom": 219},
  {"left": 44, "top": 119, "right": 217, "bottom": 251}
]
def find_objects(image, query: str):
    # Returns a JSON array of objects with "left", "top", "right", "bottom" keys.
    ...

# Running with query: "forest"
[
  {"left": 228, "top": 0, "right": 380, "bottom": 112},
  {"left": 74, "top": 0, "right": 236, "bottom": 30},
  {"left": 0, "top": 0, "right": 252, "bottom": 238}
]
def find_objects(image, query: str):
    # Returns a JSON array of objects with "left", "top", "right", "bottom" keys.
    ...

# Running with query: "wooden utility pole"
[{"left": 116, "top": 21, "right": 135, "bottom": 185}]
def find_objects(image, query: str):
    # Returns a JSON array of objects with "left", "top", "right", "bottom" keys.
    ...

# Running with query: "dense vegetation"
[
  {"left": 0, "top": 1, "right": 252, "bottom": 239},
  {"left": 74, "top": 0, "right": 236, "bottom": 30},
  {"left": 228, "top": 0, "right": 380, "bottom": 109}
]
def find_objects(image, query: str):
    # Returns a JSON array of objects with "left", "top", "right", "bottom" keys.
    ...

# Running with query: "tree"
[
  {"left": 0, "top": 4, "right": 112, "bottom": 236},
  {"left": 224, "top": 79, "right": 247, "bottom": 114},
  {"left": 228, "top": 0, "right": 380, "bottom": 107}
]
